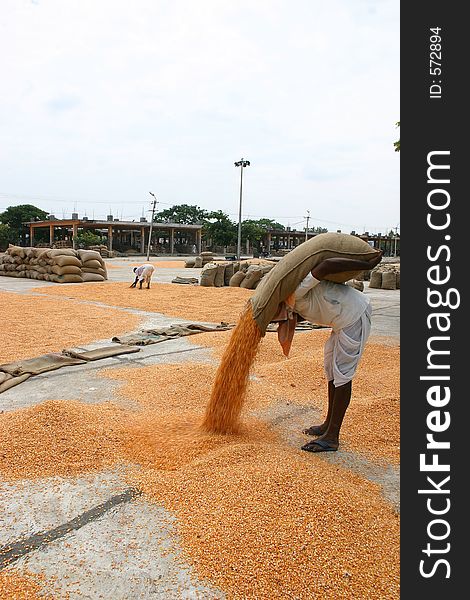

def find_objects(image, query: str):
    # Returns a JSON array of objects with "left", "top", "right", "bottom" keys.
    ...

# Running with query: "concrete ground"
[{"left": 0, "top": 256, "right": 400, "bottom": 598}]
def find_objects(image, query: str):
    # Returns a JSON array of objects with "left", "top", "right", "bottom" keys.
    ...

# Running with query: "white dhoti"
[{"left": 323, "top": 305, "right": 372, "bottom": 387}]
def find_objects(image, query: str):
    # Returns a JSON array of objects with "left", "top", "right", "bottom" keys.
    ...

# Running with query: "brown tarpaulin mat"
[
  {"left": 62, "top": 346, "right": 141, "bottom": 361},
  {"left": 171, "top": 276, "right": 199, "bottom": 285},
  {"left": 112, "top": 323, "right": 234, "bottom": 346},
  {"left": 0, "top": 347, "right": 141, "bottom": 396},
  {"left": 0, "top": 373, "right": 32, "bottom": 394},
  {"left": 0, "top": 354, "right": 87, "bottom": 377}
]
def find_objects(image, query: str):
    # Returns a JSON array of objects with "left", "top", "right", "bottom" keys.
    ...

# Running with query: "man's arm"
[{"left": 311, "top": 250, "right": 383, "bottom": 281}]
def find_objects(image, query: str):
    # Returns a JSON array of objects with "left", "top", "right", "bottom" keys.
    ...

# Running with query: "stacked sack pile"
[
  {"left": 368, "top": 263, "right": 400, "bottom": 290},
  {"left": 185, "top": 251, "right": 213, "bottom": 269},
  {"left": 0, "top": 245, "right": 107, "bottom": 283},
  {"left": 199, "top": 260, "right": 274, "bottom": 289}
]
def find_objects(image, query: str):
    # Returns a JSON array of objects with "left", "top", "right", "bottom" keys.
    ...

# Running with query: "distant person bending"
[
  {"left": 130, "top": 263, "right": 155, "bottom": 289},
  {"left": 295, "top": 251, "right": 383, "bottom": 453}
]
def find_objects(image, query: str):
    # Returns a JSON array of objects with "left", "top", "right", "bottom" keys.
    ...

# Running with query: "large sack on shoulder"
[
  {"left": 52, "top": 255, "right": 82, "bottom": 267},
  {"left": 214, "top": 263, "right": 226, "bottom": 287},
  {"left": 199, "top": 263, "right": 218, "bottom": 286},
  {"left": 82, "top": 272, "right": 105, "bottom": 282},
  {"left": 55, "top": 274, "right": 83, "bottom": 283},
  {"left": 250, "top": 232, "right": 381, "bottom": 333},
  {"left": 82, "top": 259, "right": 102, "bottom": 270},
  {"left": 369, "top": 270, "right": 382, "bottom": 289},
  {"left": 240, "top": 266, "right": 263, "bottom": 289},
  {"left": 46, "top": 248, "right": 77, "bottom": 258},
  {"left": 229, "top": 271, "right": 247, "bottom": 287},
  {"left": 381, "top": 271, "right": 397, "bottom": 290},
  {"left": 51, "top": 265, "right": 82, "bottom": 276}
]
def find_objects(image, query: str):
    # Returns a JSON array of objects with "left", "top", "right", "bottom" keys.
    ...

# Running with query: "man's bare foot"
[{"left": 302, "top": 424, "right": 327, "bottom": 436}]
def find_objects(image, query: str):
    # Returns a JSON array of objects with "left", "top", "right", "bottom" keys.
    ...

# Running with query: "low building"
[{"left": 24, "top": 217, "right": 203, "bottom": 255}]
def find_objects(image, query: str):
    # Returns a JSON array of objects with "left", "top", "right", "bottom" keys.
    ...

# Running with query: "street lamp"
[{"left": 234, "top": 158, "right": 250, "bottom": 260}]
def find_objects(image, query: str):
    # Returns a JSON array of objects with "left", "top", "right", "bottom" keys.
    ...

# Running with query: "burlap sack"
[
  {"left": 78, "top": 250, "right": 104, "bottom": 264},
  {"left": 46, "top": 249, "right": 77, "bottom": 258},
  {"left": 250, "top": 232, "right": 381, "bottom": 333},
  {"left": 224, "top": 262, "right": 235, "bottom": 285},
  {"left": 233, "top": 261, "right": 240, "bottom": 273},
  {"left": 346, "top": 279, "right": 364, "bottom": 292},
  {"left": 396, "top": 270, "right": 400, "bottom": 289},
  {"left": 51, "top": 265, "right": 82, "bottom": 276},
  {"left": 199, "top": 264, "right": 218, "bottom": 286},
  {"left": 53, "top": 256, "right": 82, "bottom": 267},
  {"left": 381, "top": 271, "right": 397, "bottom": 290},
  {"left": 240, "top": 266, "right": 264, "bottom": 289},
  {"left": 55, "top": 274, "right": 83, "bottom": 283},
  {"left": 194, "top": 256, "right": 203, "bottom": 268},
  {"left": 82, "top": 267, "right": 106, "bottom": 277},
  {"left": 369, "top": 270, "right": 382, "bottom": 289},
  {"left": 7, "top": 245, "right": 26, "bottom": 258},
  {"left": 229, "top": 271, "right": 247, "bottom": 287},
  {"left": 82, "top": 272, "right": 105, "bottom": 282},
  {"left": 214, "top": 263, "right": 226, "bottom": 287},
  {"left": 82, "top": 259, "right": 102, "bottom": 270},
  {"left": 35, "top": 248, "right": 50, "bottom": 258},
  {"left": 185, "top": 258, "right": 196, "bottom": 268}
]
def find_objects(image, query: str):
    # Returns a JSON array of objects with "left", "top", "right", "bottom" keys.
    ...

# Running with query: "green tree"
[
  {"left": 0, "top": 204, "right": 49, "bottom": 239},
  {"left": 203, "top": 211, "right": 237, "bottom": 247},
  {"left": 76, "top": 230, "right": 102, "bottom": 248},
  {"left": 393, "top": 121, "right": 400, "bottom": 152},
  {"left": 255, "top": 218, "right": 285, "bottom": 231},
  {"left": 154, "top": 204, "right": 208, "bottom": 224},
  {"left": 0, "top": 223, "right": 15, "bottom": 250},
  {"left": 0, "top": 204, "right": 49, "bottom": 229}
]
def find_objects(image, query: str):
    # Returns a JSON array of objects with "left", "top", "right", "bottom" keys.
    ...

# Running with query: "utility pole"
[
  {"left": 234, "top": 158, "right": 250, "bottom": 260},
  {"left": 393, "top": 223, "right": 399, "bottom": 257},
  {"left": 147, "top": 192, "right": 158, "bottom": 261},
  {"left": 304, "top": 210, "right": 310, "bottom": 241}
]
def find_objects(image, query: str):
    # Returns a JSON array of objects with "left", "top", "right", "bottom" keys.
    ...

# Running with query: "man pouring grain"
[
  {"left": 130, "top": 263, "right": 155, "bottom": 289},
  {"left": 293, "top": 251, "right": 383, "bottom": 453}
]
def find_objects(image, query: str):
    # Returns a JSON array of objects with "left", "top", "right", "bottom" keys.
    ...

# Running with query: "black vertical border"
[{"left": 401, "top": 2, "right": 466, "bottom": 597}]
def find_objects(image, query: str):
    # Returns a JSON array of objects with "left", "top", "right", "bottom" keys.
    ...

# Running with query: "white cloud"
[{"left": 0, "top": 0, "right": 399, "bottom": 232}]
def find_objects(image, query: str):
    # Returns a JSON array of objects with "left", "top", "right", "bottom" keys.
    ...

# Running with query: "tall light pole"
[
  {"left": 147, "top": 192, "right": 158, "bottom": 261},
  {"left": 234, "top": 158, "right": 250, "bottom": 260}
]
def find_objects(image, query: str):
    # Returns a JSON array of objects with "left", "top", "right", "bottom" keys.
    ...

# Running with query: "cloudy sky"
[{"left": 0, "top": 0, "right": 399, "bottom": 234}]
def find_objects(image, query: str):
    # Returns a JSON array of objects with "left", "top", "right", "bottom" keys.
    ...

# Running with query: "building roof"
[{"left": 24, "top": 219, "right": 202, "bottom": 230}]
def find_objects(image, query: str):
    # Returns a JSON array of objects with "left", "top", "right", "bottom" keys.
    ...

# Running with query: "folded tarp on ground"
[
  {"left": 112, "top": 323, "right": 234, "bottom": 346},
  {"left": 62, "top": 346, "right": 141, "bottom": 361},
  {"left": 171, "top": 276, "right": 199, "bottom": 285},
  {"left": 0, "top": 353, "right": 87, "bottom": 377},
  {"left": 0, "top": 346, "right": 141, "bottom": 395}
]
